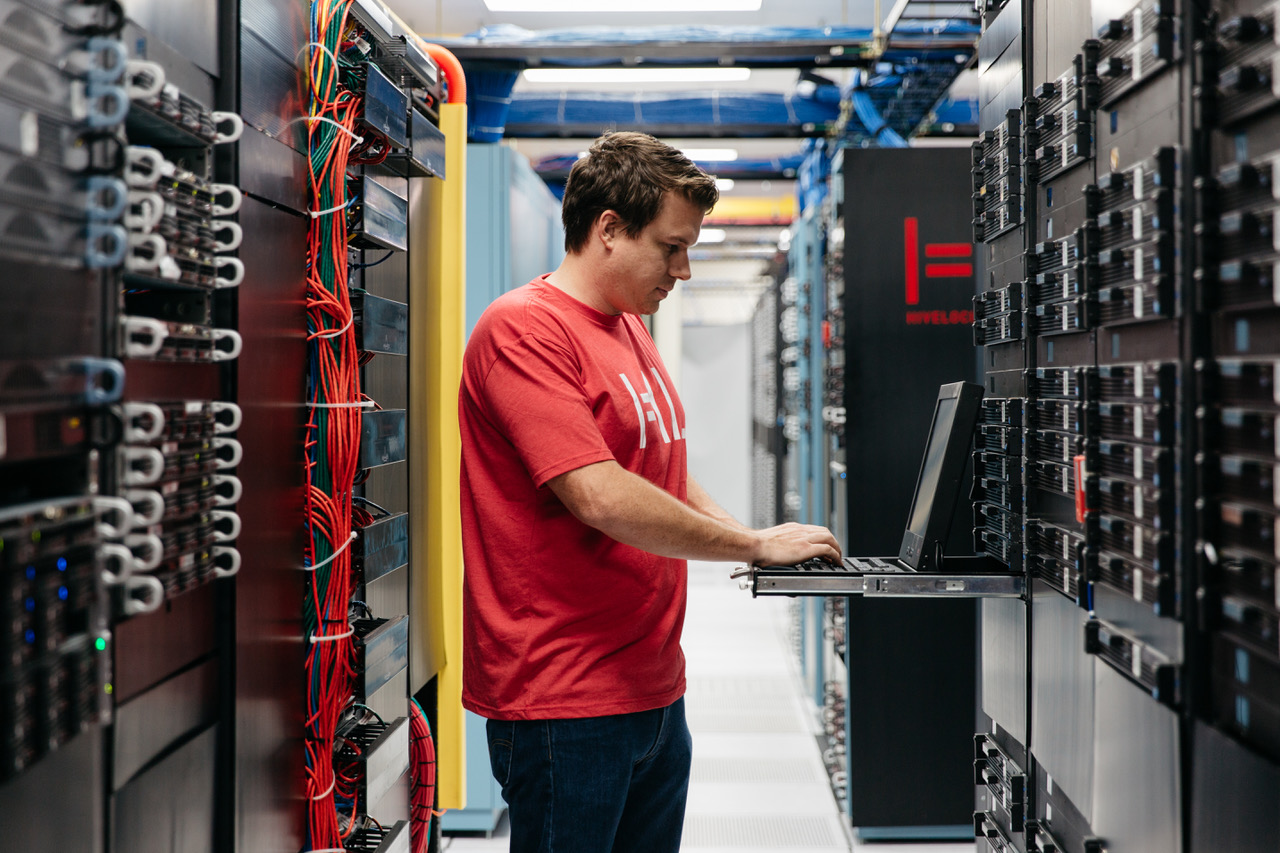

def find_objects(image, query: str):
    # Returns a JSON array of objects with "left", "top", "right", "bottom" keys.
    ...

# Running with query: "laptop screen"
[
  {"left": 898, "top": 382, "right": 983, "bottom": 570},
  {"left": 906, "top": 395, "right": 958, "bottom": 537}
]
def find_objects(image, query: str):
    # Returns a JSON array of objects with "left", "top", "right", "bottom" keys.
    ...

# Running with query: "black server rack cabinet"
[
  {"left": 972, "top": 6, "right": 1032, "bottom": 846},
  {"left": 0, "top": 0, "right": 446, "bottom": 851},
  {"left": 967, "top": 0, "right": 1280, "bottom": 845},
  {"left": 236, "top": 0, "right": 311, "bottom": 849},
  {"left": 0, "top": 0, "right": 248, "bottom": 849},
  {"left": 235, "top": 0, "right": 445, "bottom": 851},
  {"left": 834, "top": 147, "right": 980, "bottom": 832},
  {"left": 0, "top": 0, "right": 132, "bottom": 848},
  {"left": 1192, "top": 0, "right": 1280, "bottom": 844}
]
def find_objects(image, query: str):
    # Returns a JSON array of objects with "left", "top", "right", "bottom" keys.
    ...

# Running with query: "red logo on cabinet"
[{"left": 903, "top": 217, "right": 974, "bottom": 325}]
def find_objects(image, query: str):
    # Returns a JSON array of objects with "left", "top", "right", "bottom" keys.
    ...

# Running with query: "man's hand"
[{"left": 749, "top": 523, "right": 842, "bottom": 567}]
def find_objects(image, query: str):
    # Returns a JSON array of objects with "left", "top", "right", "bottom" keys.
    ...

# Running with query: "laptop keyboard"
[
  {"left": 769, "top": 558, "right": 904, "bottom": 574},
  {"left": 848, "top": 557, "right": 904, "bottom": 573},
  {"left": 782, "top": 559, "right": 852, "bottom": 573}
]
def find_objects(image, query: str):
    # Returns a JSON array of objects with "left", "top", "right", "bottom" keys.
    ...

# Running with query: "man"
[{"left": 458, "top": 131, "right": 840, "bottom": 852}]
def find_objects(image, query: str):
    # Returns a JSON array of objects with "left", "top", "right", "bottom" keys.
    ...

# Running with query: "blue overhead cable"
[
  {"left": 466, "top": 69, "right": 520, "bottom": 143},
  {"left": 848, "top": 72, "right": 908, "bottom": 147},
  {"left": 500, "top": 89, "right": 842, "bottom": 136}
]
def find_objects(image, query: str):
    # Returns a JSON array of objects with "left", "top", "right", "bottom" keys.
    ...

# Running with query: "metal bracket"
[{"left": 733, "top": 557, "right": 1025, "bottom": 599}]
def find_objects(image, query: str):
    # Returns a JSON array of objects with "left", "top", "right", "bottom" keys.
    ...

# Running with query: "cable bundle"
[
  {"left": 409, "top": 699, "right": 437, "bottom": 853},
  {"left": 303, "top": 0, "right": 364, "bottom": 848}
]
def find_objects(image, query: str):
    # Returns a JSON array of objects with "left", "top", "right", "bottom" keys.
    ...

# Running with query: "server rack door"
[{"left": 839, "top": 147, "right": 980, "bottom": 833}]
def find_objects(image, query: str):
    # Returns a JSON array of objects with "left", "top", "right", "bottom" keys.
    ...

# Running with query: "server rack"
[
  {"left": 833, "top": 147, "right": 982, "bottom": 837},
  {"left": 0, "top": 0, "right": 452, "bottom": 850},
  {"left": 742, "top": 0, "right": 1280, "bottom": 843},
  {"left": 968, "top": 0, "right": 1280, "bottom": 846},
  {"left": 764, "top": 145, "right": 989, "bottom": 837}
]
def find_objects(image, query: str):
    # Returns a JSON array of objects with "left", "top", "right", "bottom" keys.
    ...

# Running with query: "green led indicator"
[
  {"left": 104, "top": 683, "right": 113, "bottom": 695},
  {"left": 30, "top": 530, "right": 40, "bottom": 544},
  {"left": 95, "top": 638, "right": 107, "bottom": 652}
]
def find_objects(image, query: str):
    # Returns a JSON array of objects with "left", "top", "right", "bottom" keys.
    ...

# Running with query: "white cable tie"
[
  {"left": 286, "top": 115, "right": 364, "bottom": 145},
  {"left": 307, "top": 400, "right": 376, "bottom": 409},
  {"left": 309, "top": 201, "right": 350, "bottom": 219},
  {"left": 310, "top": 624, "right": 355, "bottom": 644},
  {"left": 314, "top": 315, "right": 354, "bottom": 339},
  {"left": 297, "top": 41, "right": 340, "bottom": 74},
  {"left": 310, "top": 778, "right": 337, "bottom": 802},
  {"left": 302, "top": 530, "right": 357, "bottom": 572}
]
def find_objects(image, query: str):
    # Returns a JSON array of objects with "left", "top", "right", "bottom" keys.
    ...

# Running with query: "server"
[
  {"left": 738, "top": 0, "right": 1280, "bottom": 847},
  {"left": 969, "top": 0, "right": 1280, "bottom": 847},
  {"left": 831, "top": 147, "right": 982, "bottom": 836},
  {"left": 0, "top": 0, "right": 450, "bottom": 851}
]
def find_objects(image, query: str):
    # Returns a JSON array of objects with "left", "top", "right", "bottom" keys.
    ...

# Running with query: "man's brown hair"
[{"left": 560, "top": 131, "right": 719, "bottom": 253}]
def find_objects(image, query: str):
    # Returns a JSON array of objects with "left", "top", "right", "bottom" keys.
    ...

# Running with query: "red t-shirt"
[{"left": 458, "top": 275, "right": 689, "bottom": 720}]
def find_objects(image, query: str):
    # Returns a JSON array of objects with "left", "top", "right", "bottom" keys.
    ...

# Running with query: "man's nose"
[{"left": 670, "top": 250, "right": 691, "bottom": 281}]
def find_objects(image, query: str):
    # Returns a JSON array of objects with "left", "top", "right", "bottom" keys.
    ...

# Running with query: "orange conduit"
[{"left": 415, "top": 40, "right": 466, "bottom": 104}]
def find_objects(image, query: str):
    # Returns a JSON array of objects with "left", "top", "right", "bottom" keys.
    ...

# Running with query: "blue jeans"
[{"left": 485, "top": 698, "right": 692, "bottom": 853}]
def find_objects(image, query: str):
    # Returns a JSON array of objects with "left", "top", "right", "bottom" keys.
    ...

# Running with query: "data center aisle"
[{"left": 444, "top": 560, "right": 976, "bottom": 853}]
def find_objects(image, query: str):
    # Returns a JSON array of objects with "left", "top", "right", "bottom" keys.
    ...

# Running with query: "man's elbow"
[
  {"left": 548, "top": 463, "right": 623, "bottom": 530},
  {"left": 566, "top": 494, "right": 612, "bottom": 530}
]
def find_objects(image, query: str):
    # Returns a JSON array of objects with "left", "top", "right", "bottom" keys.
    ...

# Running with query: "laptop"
[{"left": 735, "top": 381, "right": 1023, "bottom": 598}]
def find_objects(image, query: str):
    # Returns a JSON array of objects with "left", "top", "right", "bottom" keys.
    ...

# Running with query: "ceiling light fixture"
[
  {"left": 486, "top": 0, "right": 760, "bottom": 10},
  {"left": 714, "top": 178, "right": 735, "bottom": 192},
  {"left": 523, "top": 68, "right": 751, "bottom": 84},
  {"left": 697, "top": 229, "right": 728, "bottom": 244},
  {"left": 680, "top": 148, "right": 739, "bottom": 162}
]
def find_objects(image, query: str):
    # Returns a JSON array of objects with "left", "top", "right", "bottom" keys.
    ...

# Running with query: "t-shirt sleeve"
[{"left": 479, "top": 333, "right": 615, "bottom": 487}]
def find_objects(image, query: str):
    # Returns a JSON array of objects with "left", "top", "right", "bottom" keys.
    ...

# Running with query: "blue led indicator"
[
  {"left": 58, "top": 587, "right": 68, "bottom": 602},
  {"left": 24, "top": 598, "right": 35, "bottom": 613},
  {"left": 24, "top": 630, "right": 35, "bottom": 645},
  {"left": 57, "top": 558, "right": 67, "bottom": 572},
  {"left": 25, "top": 566, "right": 35, "bottom": 581},
  {"left": 1235, "top": 649, "right": 1250, "bottom": 684}
]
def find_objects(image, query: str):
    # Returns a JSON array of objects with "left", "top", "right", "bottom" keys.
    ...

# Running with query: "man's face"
[{"left": 602, "top": 191, "right": 704, "bottom": 315}]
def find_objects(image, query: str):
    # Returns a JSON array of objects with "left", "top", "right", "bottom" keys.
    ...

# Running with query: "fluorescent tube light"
[
  {"left": 487, "top": 0, "right": 760, "bottom": 9},
  {"left": 523, "top": 68, "right": 751, "bottom": 84},
  {"left": 714, "top": 178, "right": 735, "bottom": 192},
  {"left": 680, "top": 148, "right": 739, "bottom": 161},
  {"left": 697, "top": 229, "right": 727, "bottom": 244}
]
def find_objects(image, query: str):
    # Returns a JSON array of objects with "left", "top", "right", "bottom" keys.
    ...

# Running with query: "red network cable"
[
  {"left": 409, "top": 699, "right": 437, "bottom": 853},
  {"left": 303, "top": 0, "right": 365, "bottom": 849}
]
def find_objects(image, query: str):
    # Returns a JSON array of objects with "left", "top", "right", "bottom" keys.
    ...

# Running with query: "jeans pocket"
[{"left": 485, "top": 719, "right": 516, "bottom": 788}]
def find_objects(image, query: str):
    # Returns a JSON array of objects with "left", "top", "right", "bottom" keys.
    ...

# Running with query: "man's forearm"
[
  {"left": 547, "top": 460, "right": 840, "bottom": 566},
  {"left": 550, "top": 461, "right": 758, "bottom": 561}
]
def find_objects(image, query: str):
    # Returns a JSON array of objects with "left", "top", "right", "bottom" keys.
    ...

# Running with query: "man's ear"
[{"left": 597, "top": 209, "right": 623, "bottom": 249}]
